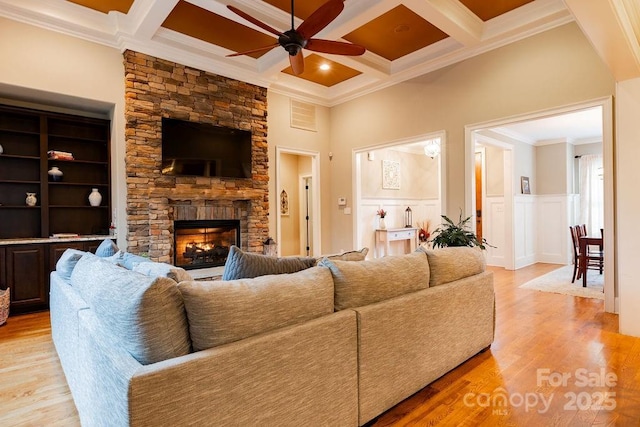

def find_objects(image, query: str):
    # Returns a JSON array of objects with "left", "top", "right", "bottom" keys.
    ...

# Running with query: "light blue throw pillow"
[
  {"left": 55, "top": 248, "right": 89, "bottom": 280},
  {"left": 121, "top": 252, "right": 150, "bottom": 270},
  {"left": 95, "top": 239, "right": 118, "bottom": 257}
]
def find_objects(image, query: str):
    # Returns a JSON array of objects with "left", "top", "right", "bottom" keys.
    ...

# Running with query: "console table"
[{"left": 374, "top": 227, "right": 418, "bottom": 258}]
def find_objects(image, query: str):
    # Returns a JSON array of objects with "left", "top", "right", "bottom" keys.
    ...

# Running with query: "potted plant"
[{"left": 431, "top": 211, "right": 492, "bottom": 249}]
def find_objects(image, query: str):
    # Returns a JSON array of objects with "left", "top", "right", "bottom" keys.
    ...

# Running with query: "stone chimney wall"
[{"left": 124, "top": 50, "right": 269, "bottom": 262}]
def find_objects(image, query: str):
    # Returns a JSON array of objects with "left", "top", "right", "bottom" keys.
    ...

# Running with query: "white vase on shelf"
[
  {"left": 379, "top": 217, "right": 386, "bottom": 230},
  {"left": 88, "top": 188, "right": 102, "bottom": 207},
  {"left": 25, "top": 192, "right": 37, "bottom": 207},
  {"left": 48, "top": 166, "right": 63, "bottom": 182}
]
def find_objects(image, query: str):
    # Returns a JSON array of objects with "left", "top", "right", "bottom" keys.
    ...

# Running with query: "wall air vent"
[{"left": 290, "top": 99, "right": 317, "bottom": 132}]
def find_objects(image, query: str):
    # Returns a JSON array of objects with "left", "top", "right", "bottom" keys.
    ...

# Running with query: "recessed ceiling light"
[{"left": 319, "top": 63, "right": 330, "bottom": 71}]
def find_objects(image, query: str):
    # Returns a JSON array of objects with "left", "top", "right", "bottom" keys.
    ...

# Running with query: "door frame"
[
  {"left": 299, "top": 174, "right": 313, "bottom": 256},
  {"left": 464, "top": 96, "right": 615, "bottom": 313},
  {"left": 275, "top": 146, "right": 321, "bottom": 257},
  {"left": 475, "top": 148, "right": 486, "bottom": 242}
]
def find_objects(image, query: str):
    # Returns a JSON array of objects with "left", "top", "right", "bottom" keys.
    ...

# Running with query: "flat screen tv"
[{"left": 161, "top": 117, "right": 252, "bottom": 178}]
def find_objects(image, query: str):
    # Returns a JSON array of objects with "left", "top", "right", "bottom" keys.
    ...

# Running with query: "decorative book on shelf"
[{"left": 47, "top": 150, "right": 74, "bottom": 161}]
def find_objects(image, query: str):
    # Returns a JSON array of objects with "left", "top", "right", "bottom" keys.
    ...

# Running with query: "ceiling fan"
[{"left": 227, "top": 0, "right": 366, "bottom": 75}]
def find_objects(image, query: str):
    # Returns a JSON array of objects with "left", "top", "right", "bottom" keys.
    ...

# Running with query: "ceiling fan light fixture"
[{"left": 227, "top": 0, "right": 365, "bottom": 76}]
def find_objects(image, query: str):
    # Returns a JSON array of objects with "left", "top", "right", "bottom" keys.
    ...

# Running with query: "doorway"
[
  {"left": 465, "top": 97, "right": 615, "bottom": 313},
  {"left": 275, "top": 147, "right": 321, "bottom": 257},
  {"left": 352, "top": 131, "right": 447, "bottom": 256}
]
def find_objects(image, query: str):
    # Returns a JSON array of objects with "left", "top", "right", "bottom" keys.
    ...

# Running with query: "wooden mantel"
[{"left": 149, "top": 187, "right": 265, "bottom": 201}]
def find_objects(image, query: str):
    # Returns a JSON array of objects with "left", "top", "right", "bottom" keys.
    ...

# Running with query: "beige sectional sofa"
[{"left": 50, "top": 246, "right": 494, "bottom": 427}]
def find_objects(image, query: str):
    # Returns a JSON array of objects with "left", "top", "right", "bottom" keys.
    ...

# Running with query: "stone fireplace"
[{"left": 124, "top": 50, "right": 269, "bottom": 263}]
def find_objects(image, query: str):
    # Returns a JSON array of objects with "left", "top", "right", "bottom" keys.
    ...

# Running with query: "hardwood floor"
[
  {"left": 0, "top": 310, "right": 79, "bottom": 426},
  {"left": 1, "top": 263, "right": 639, "bottom": 426}
]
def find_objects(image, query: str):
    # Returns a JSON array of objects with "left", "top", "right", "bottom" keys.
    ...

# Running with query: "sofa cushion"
[
  {"left": 417, "top": 246, "right": 486, "bottom": 286},
  {"left": 95, "top": 238, "right": 118, "bottom": 257},
  {"left": 222, "top": 245, "right": 316, "bottom": 281},
  {"left": 70, "top": 253, "right": 191, "bottom": 365},
  {"left": 133, "top": 262, "right": 193, "bottom": 283},
  {"left": 179, "top": 266, "right": 334, "bottom": 351},
  {"left": 319, "top": 252, "right": 430, "bottom": 310},
  {"left": 319, "top": 247, "right": 369, "bottom": 263},
  {"left": 55, "top": 248, "right": 87, "bottom": 280}
]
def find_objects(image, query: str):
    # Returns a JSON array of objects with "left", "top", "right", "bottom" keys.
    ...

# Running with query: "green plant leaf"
[{"left": 429, "top": 209, "right": 494, "bottom": 250}]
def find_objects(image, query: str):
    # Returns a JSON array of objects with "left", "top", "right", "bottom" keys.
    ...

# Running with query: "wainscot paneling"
[
  {"left": 537, "top": 194, "right": 573, "bottom": 265},
  {"left": 484, "top": 197, "right": 505, "bottom": 267},
  {"left": 514, "top": 195, "right": 536, "bottom": 269}
]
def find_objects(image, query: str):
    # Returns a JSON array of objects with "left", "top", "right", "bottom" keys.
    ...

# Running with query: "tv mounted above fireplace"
[{"left": 161, "top": 117, "right": 252, "bottom": 178}]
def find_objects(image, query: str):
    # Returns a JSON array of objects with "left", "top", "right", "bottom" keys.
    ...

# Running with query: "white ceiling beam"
[
  {"left": 564, "top": 0, "right": 640, "bottom": 81},
  {"left": 126, "top": 0, "right": 179, "bottom": 40}
]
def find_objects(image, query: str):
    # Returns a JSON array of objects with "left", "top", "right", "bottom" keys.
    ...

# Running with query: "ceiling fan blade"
[
  {"left": 306, "top": 39, "right": 365, "bottom": 56},
  {"left": 289, "top": 51, "right": 305, "bottom": 75},
  {"left": 226, "top": 43, "right": 280, "bottom": 57},
  {"left": 297, "top": 0, "right": 344, "bottom": 40},
  {"left": 227, "top": 5, "right": 283, "bottom": 37}
]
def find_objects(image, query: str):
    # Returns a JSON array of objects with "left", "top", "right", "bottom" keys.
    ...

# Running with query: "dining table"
[{"left": 578, "top": 234, "right": 603, "bottom": 287}]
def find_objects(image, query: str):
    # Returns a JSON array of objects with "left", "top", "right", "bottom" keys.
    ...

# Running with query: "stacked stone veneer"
[{"left": 124, "top": 50, "right": 269, "bottom": 262}]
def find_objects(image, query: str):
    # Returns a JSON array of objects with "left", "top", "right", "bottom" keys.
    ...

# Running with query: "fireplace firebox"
[{"left": 174, "top": 220, "right": 240, "bottom": 270}]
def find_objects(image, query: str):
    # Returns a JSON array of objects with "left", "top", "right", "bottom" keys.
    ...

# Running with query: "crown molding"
[{"left": 0, "top": 0, "right": 574, "bottom": 107}]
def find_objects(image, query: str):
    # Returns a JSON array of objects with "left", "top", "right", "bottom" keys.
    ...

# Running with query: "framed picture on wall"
[
  {"left": 382, "top": 160, "right": 400, "bottom": 190},
  {"left": 280, "top": 189, "right": 289, "bottom": 215},
  {"left": 521, "top": 176, "right": 531, "bottom": 194}
]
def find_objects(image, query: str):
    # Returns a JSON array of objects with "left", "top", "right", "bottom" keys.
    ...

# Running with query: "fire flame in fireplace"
[{"left": 174, "top": 223, "right": 238, "bottom": 269}]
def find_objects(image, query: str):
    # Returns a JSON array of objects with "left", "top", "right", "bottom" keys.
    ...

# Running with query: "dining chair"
[
  {"left": 578, "top": 224, "right": 604, "bottom": 272},
  {"left": 570, "top": 225, "right": 604, "bottom": 284}
]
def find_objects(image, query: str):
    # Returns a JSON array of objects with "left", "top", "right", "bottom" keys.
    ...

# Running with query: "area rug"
[{"left": 519, "top": 265, "right": 604, "bottom": 300}]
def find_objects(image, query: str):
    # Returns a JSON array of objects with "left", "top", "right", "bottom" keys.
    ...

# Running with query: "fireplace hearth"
[{"left": 174, "top": 220, "right": 240, "bottom": 270}]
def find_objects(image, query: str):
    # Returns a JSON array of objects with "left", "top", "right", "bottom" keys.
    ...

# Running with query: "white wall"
[
  {"left": 485, "top": 146, "right": 504, "bottom": 197},
  {"left": 536, "top": 143, "right": 572, "bottom": 194},
  {"left": 361, "top": 148, "right": 439, "bottom": 200},
  {"left": 616, "top": 77, "right": 640, "bottom": 336},
  {"left": 0, "top": 17, "right": 126, "bottom": 247}
]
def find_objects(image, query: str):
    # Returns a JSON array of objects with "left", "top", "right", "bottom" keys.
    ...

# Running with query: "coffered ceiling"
[{"left": 0, "top": 0, "right": 574, "bottom": 105}]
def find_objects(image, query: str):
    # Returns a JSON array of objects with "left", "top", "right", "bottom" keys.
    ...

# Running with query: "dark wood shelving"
[
  {"left": 0, "top": 179, "right": 40, "bottom": 184},
  {"left": 0, "top": 103, "right": 111, "bottom": 314},
  {"left": 0, "top": 127, "right": 40, "bottom": 136},
  {"left": 47, "top": 159, "right": 108, "bottom": 166},
  {"left": 0, "top": 154, "right": 40, "bottom": 160},
  {"left": 48, "top": 182, "right": 109, "bottom": 187},
  {"left": 49, "top": 205, "right": 109, "bottom": 209},
  {"left": 48, "top": 133, "right": 107, "bottom": 143}
]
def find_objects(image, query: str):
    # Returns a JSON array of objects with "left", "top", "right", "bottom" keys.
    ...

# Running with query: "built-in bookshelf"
[{"left": 0, "top": 104, "right": 111, "bottom": 239}]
